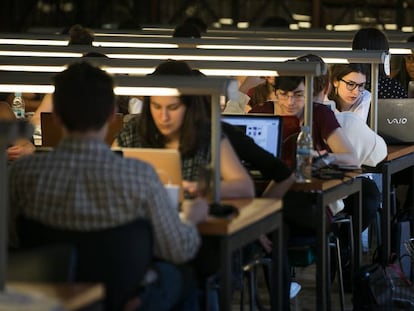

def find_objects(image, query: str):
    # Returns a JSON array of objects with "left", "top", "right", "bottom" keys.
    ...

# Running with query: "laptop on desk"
[
  {"left": 118, "top": 147, "right": 183, "bottom": 202},
  {"left": 41, "top": 112, "right": 124, "bottom": 147},
  {"left": 221, "top": 114, "right": 283, "bottom": 158},
  {"left": 377, "top": 98, "right": 414, "bottom": 144}
]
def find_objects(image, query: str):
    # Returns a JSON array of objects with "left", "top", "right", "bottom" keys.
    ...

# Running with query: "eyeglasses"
[
  {"left": 340, "top": 79, "right": 365, "bottom": 92},
  {"left": 276, "top": 90, "right": 305, "bottom": 101},
  {"left": 404, "top": 55, "right": 414, "bottom": 63}
]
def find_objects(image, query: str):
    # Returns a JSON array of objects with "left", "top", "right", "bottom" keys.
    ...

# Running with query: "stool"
[{"left": 288, "top": 233, "right": 346, "bottom": 311}]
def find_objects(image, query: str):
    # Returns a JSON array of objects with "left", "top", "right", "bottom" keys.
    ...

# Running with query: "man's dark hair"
[
  {"left": 297, "top": 54, "right": 329, "bottom": 96},
  {"left": 183, "top": 17, "right": 207, "bottom": 33},
  {"left": 173, "top": 23, "right": 201, "bottom": 38},
  {"left": 68, "top": 24, "right": 94, "bottom": 46},
  {"left": 273, "top": 76, "right": 305, "bottom": 92},
  {"left": 53, "top": 62, "right": 115, "bottom": 132}
]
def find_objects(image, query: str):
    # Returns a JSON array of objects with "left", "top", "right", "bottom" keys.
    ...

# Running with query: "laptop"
[
  {"left": 221, "top": 114, "right": 283, "bottom": 158},
  {"left": 377, "top": 98, "right": 414, "bottom": 144},
  {"left": 40, "top": 112, "right": 124, "bottom": 147},
  {"left": 118, "top": 147, "right": 183, "bottom": 202}
]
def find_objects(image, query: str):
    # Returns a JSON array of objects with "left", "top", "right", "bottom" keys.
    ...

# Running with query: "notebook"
[
  {"left": 40, "top": 112, "right": 124, "bottom": 147},
  {"left": 221, "top": 114, "right": 283, "bottom": 158},
  {"left": 377, "top": 98, "right": 414, "bottom": 144},
  {"left": 118, "top": 147, "right": 183, "bottom": 202}
]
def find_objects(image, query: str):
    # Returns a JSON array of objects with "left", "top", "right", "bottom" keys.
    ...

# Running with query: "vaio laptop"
[
  {"left": 221, "top": 114, "right": 283, "bottom": 158},
  {"left": 377, "top": 98, "right": 414, "bottom": 144}
]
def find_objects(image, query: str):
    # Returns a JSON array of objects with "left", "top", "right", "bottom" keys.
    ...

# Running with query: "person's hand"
[
  {"left": 7, "top": 145, "right": 28, "bottom": 160},
  {"left": 181, "top": 197, "right": 209, "bottom": 225},
  {"left": 182, "top": 180, "right": 199, "bottom": 197},
  {"left": 7, "top": 140, "right": 35, "bottom": 160},
  {"left": 259, "top": 234, "right": 273, "bottom": 253}
]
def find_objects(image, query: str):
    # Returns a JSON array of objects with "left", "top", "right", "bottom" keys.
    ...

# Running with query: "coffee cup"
[{"left": 164, "top": 184, "right": 180, "bottom": 210}]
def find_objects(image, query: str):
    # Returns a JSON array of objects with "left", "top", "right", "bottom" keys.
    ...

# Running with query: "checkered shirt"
[{"left": 9, "top": 137, "right": 200, "bottom": 263}]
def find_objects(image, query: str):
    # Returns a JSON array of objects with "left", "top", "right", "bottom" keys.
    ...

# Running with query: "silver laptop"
[{"left": 377, "top": 98, "right": 414, "bottom": 144}]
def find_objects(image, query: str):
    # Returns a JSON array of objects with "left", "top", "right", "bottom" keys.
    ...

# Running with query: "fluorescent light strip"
[
  {"left": 390, "top": 48, "right": 412, "bottom": 54},
  {"left": 0, "top": 84, "right": 180, "bottom": 97},
  {"left": 321, "top": 58, "right": 348, "bottom": 64},
  {"left": 94, "top": 33, "right": 170, "bottom": 38},
  {"left": 199, "top": 69, "right": 277, "bottom": 76},
  {"left": 93, "top": 42, "right": 178, "bottom": 48},
  {"left": 0, "top": 65, "right": 66, "bottom": 72},
  {"left": 0, "top": 65, "right": 154, "bottom": 75},
  {"left": 197, "top": 44, "right": 352, "bottom": 51},
  {"left": 114, "top": 87, "right": 179, "bottom": 96},
  {"left": 0, "top": 84, "right": 54, "bottom": 93},
  {"left": 0, "top": 39, "right": 68, "bottom": 45},
  {"left": 0, "top": 51, "right": 82, "bottom": 57},
  {"left": 103, "top": 67, "right": 154, "bottom": 75},
  {"left": 108, "top": 53, "right": 289, "bottom": 62}
]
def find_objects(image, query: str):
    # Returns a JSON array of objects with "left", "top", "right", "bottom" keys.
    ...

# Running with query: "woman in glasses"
[{"left": 328, "top": 63, "right": 371, "bottom": 122}]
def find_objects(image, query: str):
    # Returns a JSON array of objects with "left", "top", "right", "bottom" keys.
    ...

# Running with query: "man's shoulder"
[
  {"left": 248, "top": 101, "right": 274, "bottom": 114},
  {"left": 313, "top": 102, "right": 336, "bottom": 117}
]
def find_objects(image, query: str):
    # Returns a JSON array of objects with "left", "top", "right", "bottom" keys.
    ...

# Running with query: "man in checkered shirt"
[{"left": 9, "top": 61, "right": 209, "bottom": 310}]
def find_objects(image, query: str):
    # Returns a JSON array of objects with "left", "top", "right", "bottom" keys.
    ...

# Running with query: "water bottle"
[
  {"left": 296, "top": 125, "right": 313, "bottom": 183},
  {"left": 11, "top": 92, "right": 25, "bottom": 119}
]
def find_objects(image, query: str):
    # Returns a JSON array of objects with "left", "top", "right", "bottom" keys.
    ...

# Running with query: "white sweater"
[{"left": 334, "top": 111, "right": 387, "bottom": 167}]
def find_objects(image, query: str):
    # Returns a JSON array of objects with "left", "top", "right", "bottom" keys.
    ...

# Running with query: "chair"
[
  {"left": 16, "top": 216, "right": 153, "bottom": 311},
  {"left": 288, "top": 232, "right": 346, "bottom": 311},
  {"left": 8, "top": 244, "right": 75, "bottom": 282},
  {"left": 239, "top": 255, "right": 272, "bottom": 311}
]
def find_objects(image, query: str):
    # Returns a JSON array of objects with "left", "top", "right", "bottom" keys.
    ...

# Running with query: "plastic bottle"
[
  {"left": 11, "top": 92, "right": 25, "bottom": 119},
  {"left": 296, "top": 125, "right": 313, "bottom": 183}
]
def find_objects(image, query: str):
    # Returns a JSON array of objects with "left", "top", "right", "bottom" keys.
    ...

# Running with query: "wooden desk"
[
  {"left": 375, "top": 145, "right": 414, "bottom": 264},
  {"left": 6, "top": 282, "right": 104, "bottom": 310},
  {"left": 288, "top": 175, "right": 362, "bottom": 311},
  {"left": 198, "top": 198, "right": 283, "bottom": 311}
]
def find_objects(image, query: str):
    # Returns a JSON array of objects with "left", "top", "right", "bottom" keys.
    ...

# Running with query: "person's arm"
[
  {"left": 142, "top": 164, "right": 208, "bottom": 263},
  {"left": 222, "top": 122, "right": 294, "bottom": 197},
  {"left": 326, "top": 127, "right": 359, "bottom": 166},
  {"left": 220, "top": 137, "right": 255, "bottom": 199},
  {"left": 262, "top": 174, "right": 296, "bottom": 198},
  {"left": 7, "top": 139, "right": 35, "bottom": 160},
  {"left": 30, "top": 93, "right": 52, "bottom": 131}
]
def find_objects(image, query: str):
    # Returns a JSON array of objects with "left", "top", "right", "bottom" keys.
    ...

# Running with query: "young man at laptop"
[{"left": 8, "top": 62, "right": 209, "bottom": 311}]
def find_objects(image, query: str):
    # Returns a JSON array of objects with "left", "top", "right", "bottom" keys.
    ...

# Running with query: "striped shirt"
[{"left": 9, "top": 137, "right": 200, "bottom": 263}]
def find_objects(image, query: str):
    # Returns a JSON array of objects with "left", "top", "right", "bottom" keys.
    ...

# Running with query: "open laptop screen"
[
  {"left": 377, "top": 98, "right": 414, "bottom": 144},
  {"left": 221, "top": 114, "right": 283, "bottom": 158}
]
